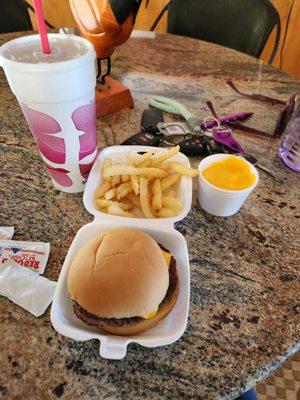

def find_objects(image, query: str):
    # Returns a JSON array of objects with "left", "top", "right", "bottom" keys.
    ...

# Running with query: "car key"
[
  {"left": 205, "top": 138, "right": 233, "bottom": 155},
  {"left": 121, "top": 131, "right": 161, "bottom": 146},
  {"left": 179, "top": 136, "right": 206, "bottom": 155},
  {"left": 121, "top": 108, "right": 163, "bottom": 146},
  {"left": 179, "top": 136, "right": 234, "bottom": 156},
  {"left": 157, "top": 121, "right": 192, "bottom": 136},
  {"left": 141, "top": 108, "right": 164, "bottom": 133}
]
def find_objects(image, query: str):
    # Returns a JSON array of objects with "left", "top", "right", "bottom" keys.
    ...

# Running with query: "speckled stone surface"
[{"left": 0, "top": 31, "right": 299, "bottom": 400}]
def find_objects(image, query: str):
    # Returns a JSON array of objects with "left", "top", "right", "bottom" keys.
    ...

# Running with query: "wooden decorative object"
[
  {"left": 69, "top": 0, "right": 137, "bottom": 59},
  {"left": 95, "top": 76, "right": 134, "bottom": 117},
  {"left": 69, "top": 0, "right": 141, "bottom": 117}
]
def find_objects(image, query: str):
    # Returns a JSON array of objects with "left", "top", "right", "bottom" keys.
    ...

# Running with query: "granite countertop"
[{"left": 0, "top": 31, "right": 299, "bottom": 400}]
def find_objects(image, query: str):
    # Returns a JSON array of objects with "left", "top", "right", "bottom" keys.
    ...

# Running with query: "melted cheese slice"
[
  {"left": 143, "top": 310, "right": 158, "bottom": 319},
  {"left": 143, "top": 249, "right": 172, "bottom": 319},
  {"left": 161, "top": 249, "right": 171, "bottom": 268}
]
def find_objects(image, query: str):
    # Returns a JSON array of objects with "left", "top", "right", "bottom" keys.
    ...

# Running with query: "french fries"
[
  {"left": 162, "top": 196, "right": 183, "bottom": 210},
  {"left": 104, "top": 187, "right": 117, "bottom": 200},
  {"left": 140, "top": 177, "right": 154, "bottom": 218},
  {"left": 96, "top": 199, "right": 132, "bottom": 211},
  {"left": 157, "top": 207, "right": 179, "bottom": 218},
  {"left": 133, "top": 151, "right": 154, "bottom": 166},
  {"left": 131, "top": 175, "right": 139, "bottom": 195},
  {"left": 102, "top": 158, "right": 112, "bottom": 181},
  {"left": 139, "top": 159, "right": 152, "bottom": 167},
  {"left": 166, "top": 189, "right": 176, "bottom": 198},
  {"left": 103, "top": 165, "right": 167, "bottom": 179},
  {"left": 111, "top": 175, "right": 120, "bottom": 187},
  {"left": 121, "top": 174, "right": 130, "bottom": 183},
  {"left": 161, "top": 162, "right": 199, "bottom": 177},
  {"left": 152, "top": 178, "right": 162, "bottom": 213},
  {"left": 95, "top": 180, "right": 111, "bottom": 198},
  {"left": 94, "top": 146, "right": 198, "bottom": 218},
  {"left": 107, "top": 204, "right": 136, "bottom": 218},
  {"left": 127, "top": 192, "right": 141, "bottom": 208},
  {"left": 151, "top": 145, "right": 180, "bottom": 167},
  {"left": 160, "top": 173, "right": 181, "bottom": 191},
  {"left": 117, "top": 182, "right": 133, "bottom": 200}
]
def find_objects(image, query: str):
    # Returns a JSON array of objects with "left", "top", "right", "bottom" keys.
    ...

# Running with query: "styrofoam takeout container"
[{"left": 51, "top": 146, "right": 191, "bottom": 359}]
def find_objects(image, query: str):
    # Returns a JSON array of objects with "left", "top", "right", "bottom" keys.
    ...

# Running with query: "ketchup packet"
[
  {"left": 0, "top": 240, "right": 50, "bottom": 274},
  {"left": 0, "top": 227, "right": 14, "bottom": 240}
]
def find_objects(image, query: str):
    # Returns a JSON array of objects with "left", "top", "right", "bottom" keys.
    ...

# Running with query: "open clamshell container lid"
[{"left": 51, "top": 146, "right": 191, "bottom": 359}]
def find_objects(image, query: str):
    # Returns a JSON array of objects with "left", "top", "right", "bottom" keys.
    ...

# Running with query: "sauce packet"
[
  {"left": 0, "top": 239, "right": 50, "bottom": 274},
  {"left": 0, "top": 227, "right": 14, "bottom": 240},
  {"left": 0, "top": 262, "right": 56, "bottom": 317}
]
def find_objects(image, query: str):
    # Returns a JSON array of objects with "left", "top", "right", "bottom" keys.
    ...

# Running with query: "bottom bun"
[{"left": 73, "top": 255, "right": 179, "bottom": 336}]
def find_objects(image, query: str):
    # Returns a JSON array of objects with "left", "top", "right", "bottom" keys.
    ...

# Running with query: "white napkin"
[{"left": 0, "top": 263, "right": 56, "bottom": 317}]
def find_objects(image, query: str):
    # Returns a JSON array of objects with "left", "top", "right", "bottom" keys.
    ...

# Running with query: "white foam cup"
[
  {"left": 198, "top": 154, "right": 259, "bottom": 217},
  {"left": 0, "top": 34, "right": 97, "bottom": 193}
]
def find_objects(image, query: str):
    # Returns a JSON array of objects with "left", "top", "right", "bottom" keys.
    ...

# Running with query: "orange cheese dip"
[{"left": 202, "top": 156, "right": 256, "bottom": 190}]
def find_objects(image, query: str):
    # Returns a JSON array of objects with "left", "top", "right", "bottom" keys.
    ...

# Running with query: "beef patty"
[{"left": 72, "top": 244, "right": 178, "bottom": 329}]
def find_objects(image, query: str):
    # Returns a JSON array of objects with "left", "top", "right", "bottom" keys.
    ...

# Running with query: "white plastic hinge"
[{"left": 99, "top": 338, "right": 128, "bottom": 360}]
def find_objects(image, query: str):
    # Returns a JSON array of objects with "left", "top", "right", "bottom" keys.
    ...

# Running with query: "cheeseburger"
[{"left": 67, "top": 228, "right": 179, "bottom": 336}]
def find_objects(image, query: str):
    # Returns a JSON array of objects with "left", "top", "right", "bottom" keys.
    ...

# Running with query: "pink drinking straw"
[{"left": 33, "top": 0, "right": 51, "bottom": 54}]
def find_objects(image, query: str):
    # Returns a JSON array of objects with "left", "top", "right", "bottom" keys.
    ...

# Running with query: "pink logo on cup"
[
  {"left": 45, "top": 165, "right": 73, "bottom": 187},
  {"left": 21, "top": 102, "right": 97, "bottom": 189},
  {"left": 72, "top": 103, "right": 97, "bottom": 161},
  {"left": 21, "top": 106, "right": 65, "bottom": 164},
  {"left": 72, "top": 102, "right": 97, "bottom": 180}
]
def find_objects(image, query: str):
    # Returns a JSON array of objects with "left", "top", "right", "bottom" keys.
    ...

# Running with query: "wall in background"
[
  {"left": 27, "top": 0, "right": 300, "bottom": 80},
  {"left": 135, "top": 0, "right": 169, "bottom": 32},
  {"left": 260, "top": 0, "right": 300, "bottom": 79},
  {"left": 284, "top": 2, "right": 300, "bottom": 79},
  {"left": 27, "top": 0, "right": 75, "bottom": 28}
]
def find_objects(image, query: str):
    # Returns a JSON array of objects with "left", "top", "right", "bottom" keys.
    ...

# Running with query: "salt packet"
[
  {"left": 0, "top": 227, "right": 14, "bottom": 240},
  {"left": 0, "top": 239, "right": 50, "bottom": 274},
  {"left": 0, "top": 263, "right": 56, "bottom": 317}
]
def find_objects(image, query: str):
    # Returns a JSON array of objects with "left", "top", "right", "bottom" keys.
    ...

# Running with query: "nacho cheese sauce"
[{"left": 202, "top": 156, "right": 256, "bottom": 190}]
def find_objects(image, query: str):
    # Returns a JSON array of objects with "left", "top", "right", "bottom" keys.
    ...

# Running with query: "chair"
[
  {"left": 151, "top": 0, "right": 281, "bottom": 63},
  {"left": 0, "top": 0, "right": 54, "bottom": 34},
  {"left": 0, "top": 0, "right": 32, "bottom": 34}
]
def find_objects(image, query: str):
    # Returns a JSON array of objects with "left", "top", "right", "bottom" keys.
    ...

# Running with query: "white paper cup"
[
  {"left": 198, "top": 154, "right": 259, "bottom": 217},
  {"left": 0, "top": 34, "right": 97, "bottom": 193}
]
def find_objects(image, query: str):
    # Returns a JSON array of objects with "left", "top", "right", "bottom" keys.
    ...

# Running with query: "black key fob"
[
  {"left": 205, "top": 138, "right": 224, "bottom": 154},
  {"left": 121, "top": 132, "right": 161, "bottom": 147},
  {"left": 205, "top": 138, "right": 234, "bottom": 155},
  {"left": 141, "top": 108, "right": 164, "bottom": 133},
  {"left": 179, "top": 137, "right": 206, "bottom": 155}
]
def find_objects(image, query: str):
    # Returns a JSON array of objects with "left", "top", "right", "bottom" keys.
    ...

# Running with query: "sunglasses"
[{"left": 226, "top": 80, "right": 296, "bottom": 138}]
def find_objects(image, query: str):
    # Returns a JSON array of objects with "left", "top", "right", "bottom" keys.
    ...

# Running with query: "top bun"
[{"left": 67, "top": 228, "right": 169, "bottom": 319}]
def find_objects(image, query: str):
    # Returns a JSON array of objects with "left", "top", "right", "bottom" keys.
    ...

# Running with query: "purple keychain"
[
  {"left": 212, "top": 126, "right": 245, "bottom": 154},
  {"left": 203, "top": 102, "right": 247, "bottom": 154}
]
